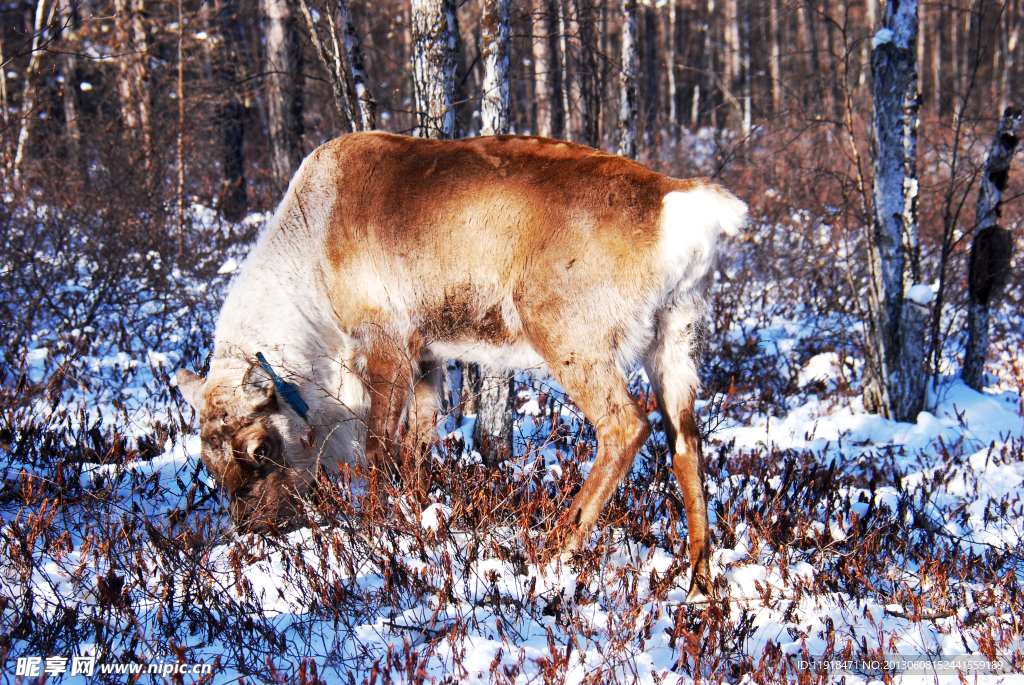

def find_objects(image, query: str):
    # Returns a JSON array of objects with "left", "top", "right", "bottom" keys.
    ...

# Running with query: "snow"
[
  {"left": 4, "top": 206, "right": 1023, "bottom": 683},
  {"left": 906, "top": 283, "right": 935, "bottom": 306},
  {"left": 421, "top": 503, "right": 453, "bottom": 531},
  {"left": 872, "top": 28, "right": 894, "bottom": 49},
  {"left": 217, "top": 256, "right": 240, "bottom": 274}
]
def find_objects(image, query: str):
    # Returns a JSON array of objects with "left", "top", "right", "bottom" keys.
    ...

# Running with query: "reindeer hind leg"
[{"left": 643, "top": 302, "right": 714, "bottom": 603}]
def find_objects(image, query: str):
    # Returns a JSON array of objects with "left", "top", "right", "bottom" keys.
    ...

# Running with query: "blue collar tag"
[{"left": 255, "top": 352, "right": 310, "bottom": 420}]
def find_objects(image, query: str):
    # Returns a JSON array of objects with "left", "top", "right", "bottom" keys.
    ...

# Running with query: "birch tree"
[
  {"left": 475, "top": 0, "right": 516, "bottom": 466},
  {"left": 864, "top": 0, "right": 927, "bottom": 422},
  {"left": 341, "top": 0, "right": 375, "bottom": 131},
  {"left": 481, "top": 0, "right": 511, "bottom": 136},
  {"left": 412, "top": 0, "right": 459, "bottom": 139},
  {"left": 617, "top": 0, "right": 638, "bottom": 159},
  {"left": 963, "top": 107, "right": 1023, "bottom": 390},
  {"left": 262, "top": 0, "right": 304, "bottom": 189}
]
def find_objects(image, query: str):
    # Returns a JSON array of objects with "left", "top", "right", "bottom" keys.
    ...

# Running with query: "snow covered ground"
[{"left": 2, "top": 210, "right": 1022, "bottom": 684}]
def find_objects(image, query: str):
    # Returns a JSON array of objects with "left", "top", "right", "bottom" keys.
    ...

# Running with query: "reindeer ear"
[
  {"left": 242, "top": 362, "right": 277, "bottom": 410},
  {"left": 175, "top": 369, "right": 207, "bottom": 411}
]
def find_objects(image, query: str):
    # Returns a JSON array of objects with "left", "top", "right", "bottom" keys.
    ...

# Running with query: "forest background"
[{"left": 1, "top": 0, "right": 1024, "bottom": 681}]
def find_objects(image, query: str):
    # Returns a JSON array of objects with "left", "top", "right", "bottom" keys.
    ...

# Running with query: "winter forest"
[{"left": 2, "top": 0, "right": 1024, "bottom": 681}]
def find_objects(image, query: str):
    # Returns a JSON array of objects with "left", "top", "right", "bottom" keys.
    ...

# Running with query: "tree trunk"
[
  {"left": 861, "top": 0, "right": 877, "bottom": 89},
  {"left": 617, "top": 0, "right": 638, "bottom": 159},
  {"left": 769, "top": 0, "right": 781, "bottom": 112},
  {"left": 297, "top": 0, "right": 357, "bottom": 132},
  {"left": 693, "top": 0, "right": 712, "bottom": 127},
  {"left": 559, "top": 0, "right": 571, "bottom": 139},
  {"left": 799, "top": 0, "right": 822, "bottom": 110},
  {"left": 740, "top": 0, "right": 751, "bottom": 136},
  {"left": 411, "top": 0, "right": 460, "bottom": 139},
  {"left": 950, "top": 4, "right": 959, "bottom": 104},
  {"left": 340, "top": 0, "right": 375, "bottom": 131},
  {"left": 577, "top": 0, "right": 600, "bottom": 146},
  {"left": 473, "top": 0, "right": 516, "bottom": 466},
  {"left": 58, "top": 0, "right": 81, "bottom": 174},
  {"left": 963, "top": 106, "right": 1023, "bottom": 390},
  {"left": 724, "top": 0, "right": 739, "bottom": 94},
  {"left": 663, "top": 0, "right": 677, "bottom": 138},
  {"left": 473, "top": 370, "right": 516, "bottom": 466},
  {"left": 643, "top": 4, "right": 659, "bottom": 142},
  {"left": 113, "top": 0, "right": 152, "bottom": 168},
  {"left": 0, "top": 32, "right": 8, "bottom": 136},
  {"left": 480, "top": 0, "right": 511, "bottom": 135},
  {"left": 998, "top": 7, "right": 1017, "bottom": 115},
  {"left": 262, "top": 0, "right": 304, "bottom": 190},
  {"left": 13, "top": 0, "right": 56, "bottom": 183},
  {"left": 216, "top": 0, "right": 248, "bottom": 222},
  {"left": 932, "top": 2, "right": 941, "bottom": 116},
  {"left": 175, "top": 0, "right": 185, "bottom": 236},
  {"left": 532, "top": 0, "right": 562, "bottom": 138},
  {"left": 864, "top": 0, "right": 927, "bottom": 422}
]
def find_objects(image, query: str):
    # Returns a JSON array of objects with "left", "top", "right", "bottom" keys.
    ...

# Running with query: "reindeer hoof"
[
  {"left": 684, "top": 586, "right": 711, "bottom": 604},
  {"left": 685, "top": 574, "right": 717, "bottom": 605}
]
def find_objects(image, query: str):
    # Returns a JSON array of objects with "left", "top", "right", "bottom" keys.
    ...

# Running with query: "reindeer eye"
[{"left": 254, "top": 441, "right": 269, "bottom": 461}]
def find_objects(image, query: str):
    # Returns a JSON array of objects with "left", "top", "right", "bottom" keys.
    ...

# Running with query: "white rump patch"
[
  {"left": 659, "top": 186, "right": 747, "bottom": 270},
  {"left": 661, "top": 186, "right": 747, "bottom": 243},
  {"left": 657, "top": 186, "right": 747, "bottom": 300}
]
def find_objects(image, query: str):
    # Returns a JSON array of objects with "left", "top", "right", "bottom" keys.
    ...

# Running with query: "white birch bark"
[
  {"left": 963, "top": 107, "right": 1023, "bottom": 390},
  {"left": 474, "top": 0, "right": 515, "bottom": 464},
  {"left": 480, "top": 0, "right": 511, "bottom": 135},
  {"left": 339, "top": 0, "right": 375, "bottom": 131},
  {"left": 473, "top": 371, "right": 516, "bottom": 467},
  {"left": 864, "top": 0, "right": 926, "bottom": 421},
  {"left": 617, "top": 0, "right": 638, "bottom": 159},
  {"left": 412, "top": 0, "right": 459, "bottom": 139}
]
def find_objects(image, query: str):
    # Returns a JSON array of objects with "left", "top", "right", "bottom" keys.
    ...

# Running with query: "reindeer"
[{"left": 175, "top": 132, "right": 746, "bottom": 602}]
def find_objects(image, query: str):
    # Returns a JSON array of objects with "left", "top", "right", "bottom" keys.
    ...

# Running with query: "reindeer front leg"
[
  {"left": 401, "top": 358, "right": 443, "bottom": 505},
  {"left": 363, "top": 335, "right": 416, "bottom": 508}
]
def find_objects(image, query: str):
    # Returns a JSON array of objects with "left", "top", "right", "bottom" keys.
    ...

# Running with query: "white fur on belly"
[{"left": 427, "top": 340, "right": 548, "bottom": 373}]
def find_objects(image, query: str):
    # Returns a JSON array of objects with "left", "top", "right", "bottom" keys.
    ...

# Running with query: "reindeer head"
[{"left": 175, "top": 358, "right": 315, "bottom": 533}]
